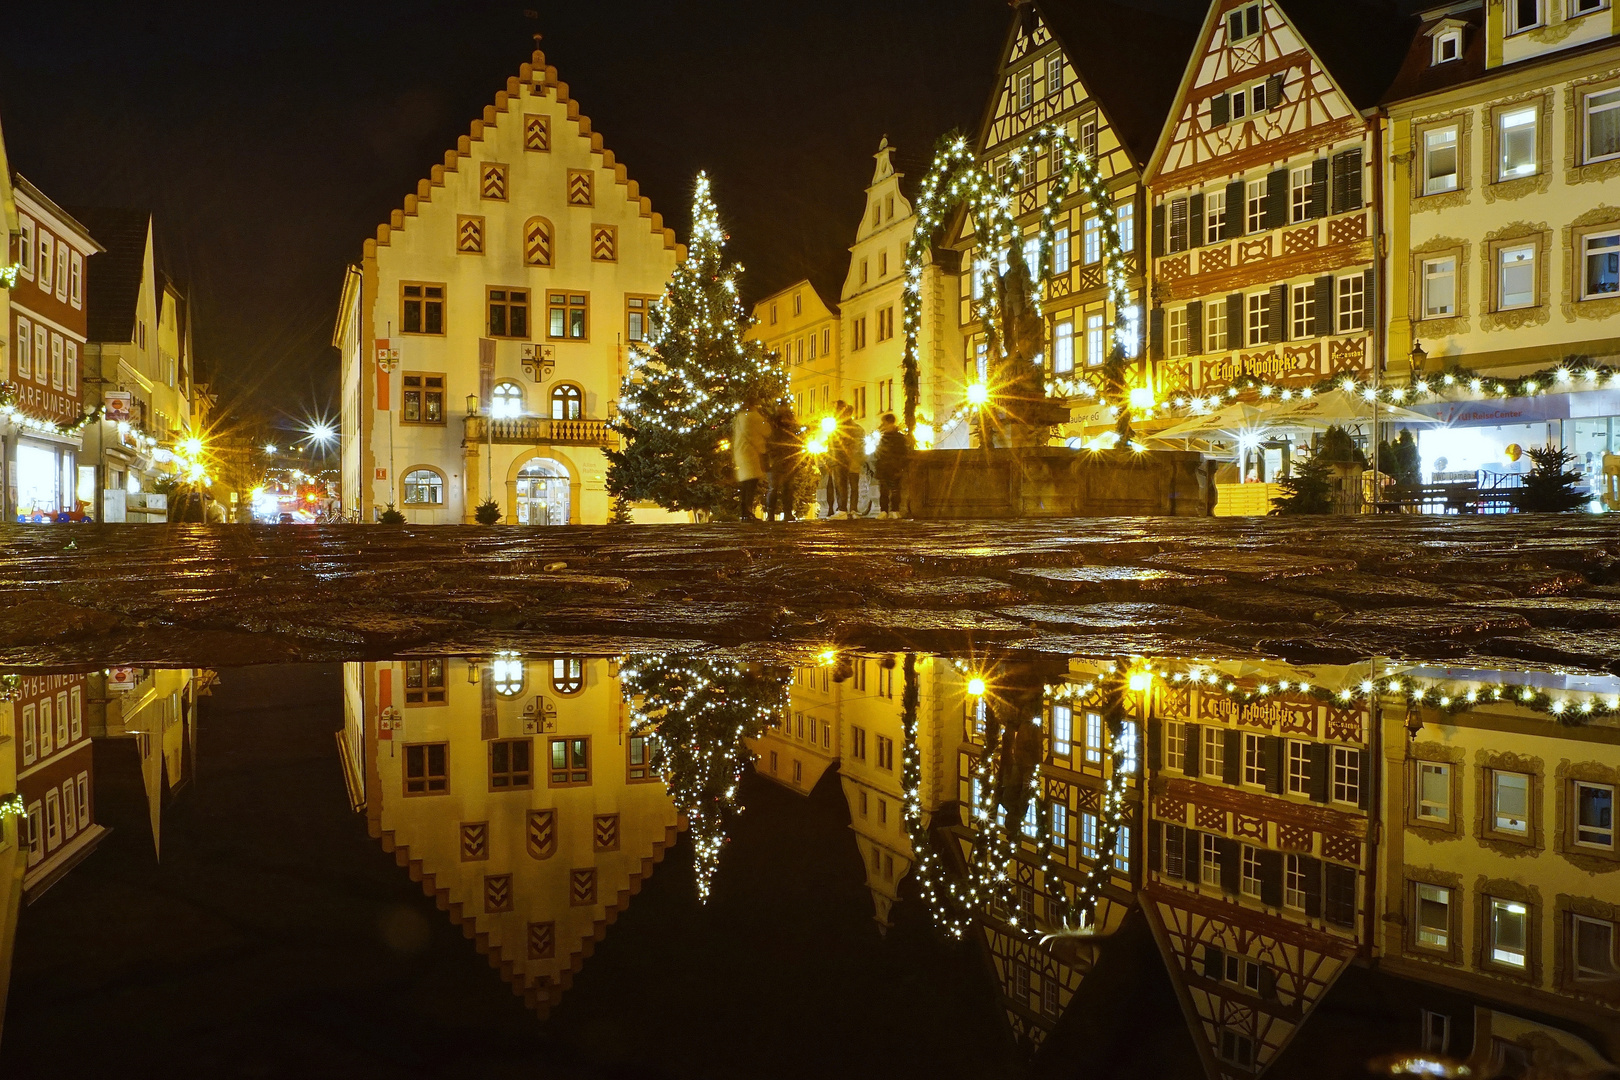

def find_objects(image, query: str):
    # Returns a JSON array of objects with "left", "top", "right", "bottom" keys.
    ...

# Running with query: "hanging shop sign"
[
  {"left": 103, "top": 392, "right": 133, "bottom": 424},
  {"left": 109, "top": 667, "right": 137, "bottom": 691},
  {"left": 1409, "top": 388, "right": 1620, "bottom": 427}
]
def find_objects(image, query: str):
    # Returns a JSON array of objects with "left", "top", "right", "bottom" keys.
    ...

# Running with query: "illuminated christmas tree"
[
  {"left": 607, "top": 173, "right": 784, "bottom": 517},
  {"left": 621, "top": 653, "right": 785, "bottom": 902}
]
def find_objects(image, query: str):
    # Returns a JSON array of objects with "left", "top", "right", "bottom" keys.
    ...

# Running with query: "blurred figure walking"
[
  {"left": 872, "top": 412, "right": 908, "bottom": 519},
  {"left": 765, "top": 405, "right": 803, "bottom": 522},
  {"left": 732, "top": 396, "right": 770, "bottom": 522}
]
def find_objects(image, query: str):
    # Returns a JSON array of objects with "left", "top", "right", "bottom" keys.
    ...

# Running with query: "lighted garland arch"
[
  {"left": 899, "top": 659, "right": 1134, "bottom": 944},
  {"left": 899, "top": 127, "right": 1134, "bottom": 444}
]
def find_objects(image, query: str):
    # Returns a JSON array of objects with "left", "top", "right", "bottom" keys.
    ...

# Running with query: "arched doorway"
[{"left": 515, "top": 457, "right": 571, "bottom": 525}]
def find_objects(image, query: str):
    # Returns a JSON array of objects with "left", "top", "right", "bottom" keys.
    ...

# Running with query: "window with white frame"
[
  {"left": 1122, "top": 305, "right": 1141, "bottom": 358},
  {"left": 491, "top": 381, "right": 524, "bottom": 418},
  {"left": 1497, "top": 106, "right": 1538, "bottom": 180},
  {"left": 1047, "top": 54, "right": 1065, "bottom": 94},
  {"left": 1571, "top": 914, "right": 1617, "bottom": 981},
  {"left": 1083, "top": 711, "right": 1103, "bottom": 765},
  {"left": 1432, "top": 28, "right": 1462, "bottom": 65},
  {"left": 1241, "top": 845, "right": 1263, "bottom": 897},
  {"left": 1247, "top": 292, "right": 1270, "bottom": 346},
  {"left": 1051, "top": 802, "right": 1068, "bottom": 847},
  {"left": 14, "top": 317, "right": 30, "bottom": 380},
  {"left": 403, "top": 469, "right": 445, "bottom": 506},
  {"left": 1078, "top": 811, "right": 1099, "bottom": 860},
  {"left": 1417, "top": 762, "right": 1451, "bottom": 821},
  {"left": 18, "top": 217, "right": 34, "bottom": 276},
  {"left": 1022, "top": 800, "right": 1039, "bottom": 838},
  {"left": 1423, "top": 257, "right": 1457, "bottom": 318},
  {"left": 1168, "top": 307, "right": 1188, "bottom": 358},
  {"left": 1082, "top": 216, "right": 1102, "bottom": 264},
  {"left": 1573, "top": 0, "right": 1607, "bottom": 13},
  {"left": 1080, "top": 118, "right": 1098, "bottom": 160},
  {"left": 1291, "top": 283, "right": 1315, "bottom": 338},
  {"left": 1337, "top": 275, "right": 1366, "bottom": 332},
  {"left": 1498, "top": 245, "right": 1537, "bottom": 309},
  {"left": 1120, "top": 722, "right": 1138, "bottom": 774},
  {"left": 1201, "top": 833, "right": 1222, "bottom": 887},
  {"left": 1284, "top": 854, "right": 1307, "bottom": 910},
  {"left": 1583, "top": 232, "right": 1620, "bottom": 298},
  {"left": 1507, "top": 0, "right": 1541, "bottom": 33},
  {"left": 1415, "top": 882, "right": 1452, "bottom": 948},
  {"left": 1117, "top": 203, "right": 1135, "bottom": 251},
  {"left": 1053, "top": 226, "right": 1071, "bottom": 274},
  {"left": 1243, "top": 733, "right": 1265, "bottom": 786},
  {"left": 1052, "top": 704, "right": 1073, "bottom": 755},
  {"left": 1494, "top": 770, "right": 1532, "bottom": 833},
  {"left": 1018, "top": 68, "right": 1034, "bottom": 110},
  {"left": 1423, "top": 126, "right": 1459, "bottom": 194},
  {"left": 1086, "top": 312, "right": 1106, "bottom": 366},
  {"left": 1246, "top": 179, "right": 1267, "bottom": 233},
  {"left": 1205, "top": 189, "right": 1227, "bottom": 244},
  {"left": 1113, "top": 824, "right": 1131, "bottom": 872},
  {"left": 1423, "top": 1011, "right": 1452, "bottom": 1055},
  {"left": 1586, "top": 88, "right": 1620, "bottom": 163},
  {"left": 1575, "top": 781, "right": 1614, "bottom": 848},
  {"left": 1331, "top": 745, "right": 1360, "bottom": 804},
  {"left": 1023, "top": 236, "right": 1041, "bottom": 279},
  {"left": 1287, "top": 741, "right": 1310, "bottom": 794},
  {"left": 1490, "top": 898, "right": 1529, "bottom": 968},
  {"left": 1166, "top": 720, "right": 1186, "bottom": 769},
  {"left": 1207, "top": 299, "right": 1228, "bottom": 352},
  {"left": 1053, "top": 319, "right": 1075, "bottom": 373},
  {"left": 1203, "top": 727, "right": 1225, "bottom": 777},
  {"left": 1290, "top": 166, "right": 1312, "bottom": 223}
]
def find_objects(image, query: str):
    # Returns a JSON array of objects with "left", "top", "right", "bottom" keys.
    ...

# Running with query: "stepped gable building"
[
  {"left": 337, "top": 46, "right": 683, "bottom": 525},
  {"left": 955, "top": 0, "right": 1197, "bottom": 440},
  {"left": 1383, "top": 2, "right": 1620, "bottom": 495},
  {"left": 350, "top": 656, "right": 680, "bottom": 1016},
  {"left": 1143, "top": 0, "right": 1413, "bottom": 471}
]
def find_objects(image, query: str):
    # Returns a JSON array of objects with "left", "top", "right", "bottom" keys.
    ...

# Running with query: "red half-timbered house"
[{"left": 1145, "top": 0, "right": 1411, "bottom": 473}]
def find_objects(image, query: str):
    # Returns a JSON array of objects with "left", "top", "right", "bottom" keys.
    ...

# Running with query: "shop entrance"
[{"left": 515, "top": 458, "right": 570, "bottom": 526}]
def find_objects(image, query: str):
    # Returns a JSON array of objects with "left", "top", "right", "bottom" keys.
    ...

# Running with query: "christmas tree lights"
[{"left": 606, "top": 173, "right": 786, "bottom": 516}]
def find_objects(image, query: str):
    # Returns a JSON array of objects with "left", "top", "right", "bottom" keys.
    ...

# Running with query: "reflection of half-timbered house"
[
  {"left": 950, "top": 660, "right": 1144, "bottom": 1048},
  {"left": 349, "top": 656, "right": 680, "bottom": 1015},
  {"left": 9, "top": 673, "right": 104, "bottom": 902},
  {"left": 1143, "top": 666, "right": 1374, "bottom": 1078},
  {"left": 955, "top": 0, "right": 1198, "bottom": 440},
  {"left": 1145, "top": 1, "right": 1411, "bottom": 471}
]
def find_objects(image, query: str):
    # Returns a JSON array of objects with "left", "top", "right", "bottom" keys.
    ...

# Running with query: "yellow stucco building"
[{"left": 748, "top": 280, "right": 841, "bottom": 427}]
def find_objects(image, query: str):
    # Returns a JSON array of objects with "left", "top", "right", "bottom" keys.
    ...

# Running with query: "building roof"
[
  {"left": 68, "top": 205, "right": 152, "bottom": 344},
  {"left": 1278, "top": 0, "right": 1418, "bottom": 110},
  {"left": 1035, "top": 0, "right": 1204, "bottom": 167}
]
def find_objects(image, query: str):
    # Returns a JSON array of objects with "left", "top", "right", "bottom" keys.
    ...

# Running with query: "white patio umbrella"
[
  {"left": 1151, "top": 401, "right": 1281, "bottom": 442},
  {"left": 1266, "top": 388, "right": 1443, "bottom": 428}
]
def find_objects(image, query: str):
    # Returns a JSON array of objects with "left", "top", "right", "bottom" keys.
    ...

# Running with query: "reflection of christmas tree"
[
  {"left": 606, "top": 173, "right": 785, "bottom": 517},
  {"left": 620, "top": 653, "right": 785, "bottom": 901}
]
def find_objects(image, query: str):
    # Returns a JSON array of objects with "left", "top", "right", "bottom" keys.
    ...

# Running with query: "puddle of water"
[{"left": 1, "top": 650, "right": 1617, "bottom": 1077}]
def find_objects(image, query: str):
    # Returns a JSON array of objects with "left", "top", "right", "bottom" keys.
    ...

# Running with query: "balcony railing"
[{"left": 464, "top": 415, "right": 616, "bottom": 448}]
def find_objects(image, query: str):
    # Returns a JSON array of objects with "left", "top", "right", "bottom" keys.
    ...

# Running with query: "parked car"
[{"left": 277, "top": 513, "right": 295, "bottom": 525}]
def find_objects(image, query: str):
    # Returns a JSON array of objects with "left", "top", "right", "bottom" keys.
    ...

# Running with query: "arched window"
[
  {"left": 492, "top": 381, "right": 524, "bottom": 418},
  {"left": 402, "top": 468, "right": 444, "bottom": 505},
  {"left": 551, "top": 657, "right": 584, "bottom": 695},
  {"left": 491, "top": 655, "right": 525, "bottom": 697},
  {"left": 550, "top": 383, "right": 583, "bottom": 421}
]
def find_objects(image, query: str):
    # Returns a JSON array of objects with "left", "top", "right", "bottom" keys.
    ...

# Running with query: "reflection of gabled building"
[
  {"left": 1373, "top": 667, "right": 1620, "bottom": 1069},
  {"left": 1143, "top": 663, "right": 1374, "bottom": 1079},
  {"left": 90, "top": 667, "right": 204, "bottom": 858},
  {"left": 348, "top": 656, "right": 681, "bottom": 1016},
  {"left": 949, "top": 660, "right": 1144, "bottom": 1049},
  {"left": 750, "top": 659, "right": 843, "bottom": 796}
]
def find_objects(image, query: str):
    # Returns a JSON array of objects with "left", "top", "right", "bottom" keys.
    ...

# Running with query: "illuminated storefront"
[{"left": 1409, "top": 390, "right": 1619, "bottom": 498}]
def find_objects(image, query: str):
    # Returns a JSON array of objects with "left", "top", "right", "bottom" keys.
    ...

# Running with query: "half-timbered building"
[
  {"left": 9, "top": 672, "right": 104, "bottom": 903},
  {"left": 338, "top": 47, "right": 683, "bottom": 525},
  {"left": 955, "top": 0, "right": 1198, "bottom": 442},
  {"left": 1145, "top": 1, "right": 1411, "bottom": 485},
  {"left": 1142, "top": 663, "right": 1375, "bottom": 1078},
  {"left": 350, "top": 656, "right": 680, "bottom": 1015}
]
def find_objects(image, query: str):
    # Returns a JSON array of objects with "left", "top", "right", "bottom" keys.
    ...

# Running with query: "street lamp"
[{"left": 1409, "top": 340, "right": 1428, "bottom": 379}]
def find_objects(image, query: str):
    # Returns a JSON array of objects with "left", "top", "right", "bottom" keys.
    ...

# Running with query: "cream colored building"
[
  {"left": 748, "top": 280, "right": 840, "bottom": 427},
  {"left": 344, "top": 655, "right": 680, "bottom": 1015},
  {"left": 1385, "top": 1, "right": 1620, "bottom": 495},
  {"left": 338, "top": 46, "right": 683, "bottom": 525}
]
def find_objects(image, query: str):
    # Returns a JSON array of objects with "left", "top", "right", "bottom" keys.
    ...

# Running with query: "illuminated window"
[
  {"left": 1585, "top": 88, "right": 1620, "bottom": 163},
  {"left": 402, "top": 373, "right": 445, "bottom": 424},
  {"left": 550, "top": 384, "right": 583, "bottom": 421},
  {"left": 1582, "top": 233, "right": 1620, "bottom": 298},
  {"left": 549, "top": 737, "right": 590, "bottom": 786},
  {"left": 1331, "top": 746, "right": 1361, "bottom": 804},
  {"left": 402, "top": 468, "right": 444, "bottom": 506},
  {"left": 1417, "top": 762, "right": 1451, "bottom": 821},
  {"left": 1168, "top": 308, "right": 1188, "bottom": 358},
  {"left": 1497, "top": 107, "right": 1538, "bottom": 180},
  {"left": 1203, "top": 727, "right": 1225, "bottom": 777},
  {"left": 1085, "top": 313, "right": 1106, "bottom": 366},
  {"left": 1083, "top": 711, "right": 1103, "bottom": 765},
  {"left": 404, "top": 659, "right": 447, "bottom": 705},
  {"left": 551, "top": 658, "right": 584, "bottom": 695},
  {"left": 1423, "top": 258, "right": 1456, "bottom": 318},
  {"left": 1575, "top": 781, "right": 1614, "bottom": 848},
  {"left": 1423, "top": 126, "right": 1459, "bottom": 193},
  {"left": 1489, "top": 898, "right": 1529, "bottom": 968},
  {"left": 1493, "top": 770, "right": 1531, "bottom": 833},
  {"left": 1078, "top": 811, "right": 1099, "bottom": 860},
  {"left": 1205, "top": 189, "right": 1227, "bottom": 244},
  {"left": 1053, "top": 226, "right": 1071, "bottom": 274},
  {"left": 1052, "top": 705, "right": 1073, "bottom": 755},
  {"left": 1165, "top": 721, "right": 1185, "bottom": 769},
  {"left": 1415, "top": 882, "right": 1451, "bottom": 948},
  {"left": 1206, "top": 298, "right": 1228, "bottom": 352},
  {"left": 1292, "top": 282, "right": 1316, "bottom": 338},
  {"left": 1053, "top": 320, "right": 1075, "bottom": 373},
  {"left": 491, "top": 656, "right": 524, "bottom": 696}
]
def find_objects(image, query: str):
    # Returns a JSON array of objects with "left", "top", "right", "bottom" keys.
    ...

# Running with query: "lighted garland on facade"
[
  {"left": 898, "top": 127, "right": 1131, "bottom": 441},
  {"left": 0, "top": 263, "right": 19, "bottom": 290},
  {"left": 1150, "top": 663, "right": 1618, "bottom": 725},
  {"left": 0, "top": 382, "right": 101, "bottom": 437},
  {"left": 0, "top": 794, "right": 24, "bottom": 820},
  {"left": 620, "top": 652, "right": 784, "bottom": 903},
  {"left": 1164, "top": 360, "right": 1620, "bottom": 416}
]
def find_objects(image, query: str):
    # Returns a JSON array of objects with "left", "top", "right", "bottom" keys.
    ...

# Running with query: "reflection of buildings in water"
[
  {"left": 91, "top": 667, "right": 206, "bottom": 858},
  {"left": 946, "top": 658, "right": 1144, "bottom": 1050},
  {"left": 7, "top": 673, "right": 105, "bottom": 902},
  {"left": 1139, "top": 660, "right": 1620, "bottom": 1078},
  {"left": 341, "top": 657, "right": 681, "bottom": 1016}
]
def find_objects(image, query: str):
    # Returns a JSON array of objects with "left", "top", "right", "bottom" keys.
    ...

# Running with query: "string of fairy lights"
[
  {"left": 1163, "top": 361, "right": 1620, "bottom": 417},
  {"left": 0, "top": 383, "right": 101, "bottom": 438},
  {"left": 615, "top": 172, "right": 783, "bottom": 438},
  {"left": 898, "top": 127, "right": 1130, "bottom": 436},
  {"left": 619, "top": 652, "right": 784, "bottom": 903}
]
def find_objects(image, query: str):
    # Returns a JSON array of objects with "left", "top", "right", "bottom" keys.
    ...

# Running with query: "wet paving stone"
[{"left": 1, "top": 516, "right": 1618, "bottom": 668}]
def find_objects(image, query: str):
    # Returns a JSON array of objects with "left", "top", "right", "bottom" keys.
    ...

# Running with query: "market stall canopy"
[
  {"left": 1152, "top": 401, "right": 1279, "bottom": 442},
  {"left": 1267, "top": 389, "right": 1443, "bottom": 428}
]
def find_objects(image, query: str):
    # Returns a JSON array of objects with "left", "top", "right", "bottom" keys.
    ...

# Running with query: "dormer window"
[
  {"left": 1228, "top": 3, "right": 1262, "bottom": 43},
  {"left": 1432, "top": 29, "right": 1462, "bottom": 64}
]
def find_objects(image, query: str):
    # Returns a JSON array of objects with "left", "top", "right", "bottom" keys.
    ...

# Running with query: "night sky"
[{"left": 0, "top": 0, "right": 1213, "bottom": 430}]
